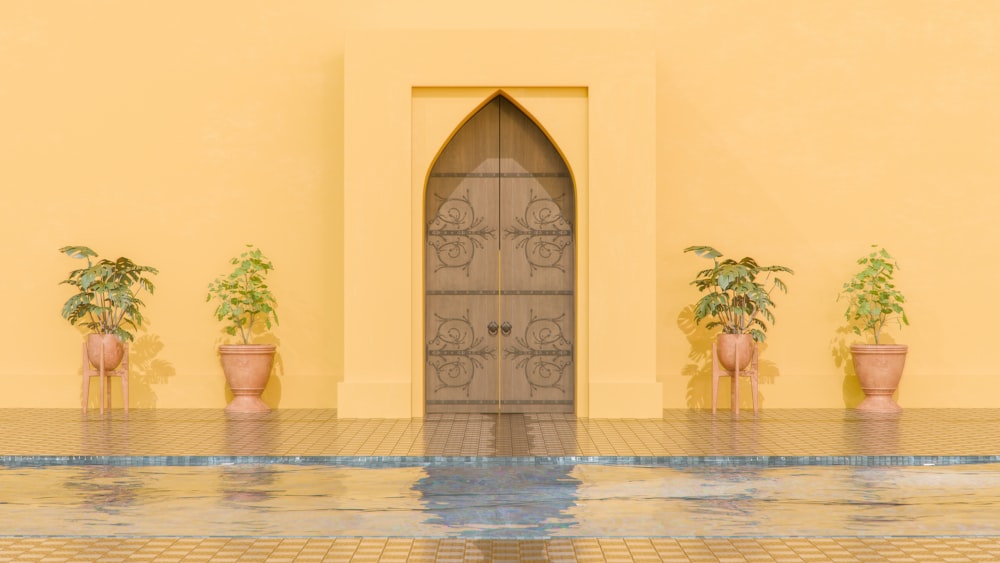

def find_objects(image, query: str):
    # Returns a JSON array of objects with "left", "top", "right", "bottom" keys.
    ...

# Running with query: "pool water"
[{"left": 1, "top": 464, "right": 997, "bottom": 538}]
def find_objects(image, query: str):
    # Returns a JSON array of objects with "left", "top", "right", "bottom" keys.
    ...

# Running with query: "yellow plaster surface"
[{"left": 2, "top": 1, "right": 999, "bottom": 412}]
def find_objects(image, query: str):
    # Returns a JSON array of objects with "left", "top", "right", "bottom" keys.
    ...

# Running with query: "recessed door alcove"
[{"left": 340, "top": 30, "right": 660, "bottom": 418}]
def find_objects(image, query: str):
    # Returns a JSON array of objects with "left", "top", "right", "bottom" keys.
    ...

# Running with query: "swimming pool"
[{"left": 1, "top": 463, "right": 997, "bottom": 538}]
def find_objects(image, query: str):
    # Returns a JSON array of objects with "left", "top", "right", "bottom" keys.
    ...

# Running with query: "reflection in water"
[
  {"left": 63, "top": 465, "right": 143, "bottom": 515},
  {"left": 224, "top": 413, "right": 275, "bottom": 456},
  {"left": 568, "top": 465, "right": 772, "bottom": 536},
  {"left": 220, "top": 464, "right": 278, "bottom": 504},
  {"left": 3, "top": 464, "right": 1000, "bottom": 537},
  {"left": 847, "top": 466, "right": 909, "bottom": 529},
  {"left": 683, "top": 466, "right": 767, "bottom": 530},
  {"left": 415, "top": 465, "right": 580, "bottom": 537}
]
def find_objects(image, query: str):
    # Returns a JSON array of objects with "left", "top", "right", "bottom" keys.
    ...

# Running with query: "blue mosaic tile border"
[{"left": 3, "top": 455, "right": 1000, "bottom": 468}]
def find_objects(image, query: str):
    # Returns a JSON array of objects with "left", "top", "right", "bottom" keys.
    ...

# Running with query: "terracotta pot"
[
  {"left": 716, "top": 333, "right": 754, "bottom": 372},
  {"left": 86, "top": 333, "right": 124, "bottom": 372},
  {"left": 219, "top": 344, "right": 276, "bottom": 413},
  {"left": 851, "top": 344, "right": 907, "bottom": 412}
]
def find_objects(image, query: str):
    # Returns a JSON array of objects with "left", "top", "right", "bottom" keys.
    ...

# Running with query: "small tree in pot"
[
  {"left": 839, "top": 245, "right": 908, "bottom": 412},
  {"left": 207, "top": 245, "right": 279, "bottom": 412},
  {"left": 684, "top": 245, "right": 793, "bottom": 372},
  {"left": 59, "top": 246, "right": 158, "bottom": 373}
]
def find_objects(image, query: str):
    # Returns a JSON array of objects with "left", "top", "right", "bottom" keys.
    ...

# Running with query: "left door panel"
[{"left": 425, "top": 102, "right": 500, "bottom": 413}]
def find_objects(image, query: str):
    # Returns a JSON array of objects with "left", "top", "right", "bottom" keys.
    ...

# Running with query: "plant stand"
[
  {"left": 82, "top": 342, "right": 129, "bottom": 414},
  {"left": 712, "top": 341, "right": 759, "bottom": 415}
]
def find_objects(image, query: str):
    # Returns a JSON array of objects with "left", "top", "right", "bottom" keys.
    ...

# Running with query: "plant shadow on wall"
[
  {"left": 681, "top": 246, "right": 793, "bottom": 410},
  {"left": 678, "top": 305, "right": 781, "bottom": 409},
  {"left": 832, "top": 325, "right": 866, "bottom": 408},
  {"left": 72, "top": 327, "right": 177, "bottom": 409},
  {"left": 127, "top": 328, "right": 177, "bottom": 408}
]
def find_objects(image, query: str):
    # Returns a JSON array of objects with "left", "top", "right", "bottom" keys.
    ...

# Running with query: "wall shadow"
[
  {"left": 128, "top": 332, "right": 176, "bottom": 408},
  {"left": 679, "top": 306, "right": 777, "bottom": 410},
  {"left": 77, "top": 327, "right": 175, "bottom": 410},
  {"left": 679, "top": 305, "right": 713, "bottom": 409},
  {"left": 257, "top": 332, "right": 284, "bottom": 409},
  {"left": 832, "top": 325, "right": 864, "bottom": 408}
]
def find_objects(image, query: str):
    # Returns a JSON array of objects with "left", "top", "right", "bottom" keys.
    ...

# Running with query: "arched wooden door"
[{"left": 425, "top": 96, "right": 575, "bottom": 414}]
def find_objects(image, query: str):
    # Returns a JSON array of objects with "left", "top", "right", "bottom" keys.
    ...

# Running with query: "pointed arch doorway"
[{"left": 425, "top": 95, "right": 575, "bottom": 414}]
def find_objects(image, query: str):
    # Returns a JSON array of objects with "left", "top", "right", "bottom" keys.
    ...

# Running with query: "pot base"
[
  {"left": 225, "top": 396, "right": 270, "bottom": 413},
  {"left": 856, "top": 395, "right": 902, "bottom": 413}
]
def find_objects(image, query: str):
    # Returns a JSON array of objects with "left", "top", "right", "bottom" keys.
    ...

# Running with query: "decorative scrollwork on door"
[
  {"left": 504, "top": 191, "right": 572, "bottom": 275},
  {"left": 427, "top": 311, "right": 496, "bottom": 395},
  {"left": 427, "top": 191, "right": 496, "bottom": 274},
  {"left": 504, "top": 311, "right": 573, "bottom": 396}
]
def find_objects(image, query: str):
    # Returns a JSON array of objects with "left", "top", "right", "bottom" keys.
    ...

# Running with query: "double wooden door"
[{"left": 425, "top": 96, "right": 575, "bottom": 414}]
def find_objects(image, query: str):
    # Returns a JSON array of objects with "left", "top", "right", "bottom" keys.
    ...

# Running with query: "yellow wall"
[
  {"left": 655, "top": 1, "right": 1000, "bottom": 409},
  {"left": 2, "top": 1, "right": 998, "bottom": 411},
  {"left": 0, "top": 1, "right": 346, "bottom": 407}
]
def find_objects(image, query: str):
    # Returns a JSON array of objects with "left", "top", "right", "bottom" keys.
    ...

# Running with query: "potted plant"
[
  {"left": 59, "top": 246, "right": 158, "bottom": 373},
  {"left": 684, "top": 245, "right": 793, "bottom": 371},
  {"left": 207, "top": 245, "right": 279, "bottom": 412},
  {"left": 839, "top": 245, "right": 909, "bottom": 412}
]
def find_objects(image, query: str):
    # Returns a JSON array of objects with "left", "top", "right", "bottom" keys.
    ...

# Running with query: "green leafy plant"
[
  {"left": 684, "top": 245, "right": 793, "bottom": 343},
  {"left": 207, "top": 245, "right": 279, "bottom": 345},
  {"left": 59, "top": 246, "right": 158, "bottom": 343},
  {"left": 839, "top": 245, "right": 908, "bottom": 344}
]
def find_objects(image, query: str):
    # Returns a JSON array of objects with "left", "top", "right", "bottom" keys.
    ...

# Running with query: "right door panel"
[{"left": 499, "top": 97, "right": 575, "bottom": 413}]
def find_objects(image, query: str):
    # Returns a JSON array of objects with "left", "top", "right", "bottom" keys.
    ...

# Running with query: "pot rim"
[
  {"left": 716, "top": 333, "right": 754, "bottom": 340},
  {"left": 850, "top": 343, "right": 908, "bottom": 353},
  {"left": 218, "top": 344, "right": 277, "bottom": 354}
]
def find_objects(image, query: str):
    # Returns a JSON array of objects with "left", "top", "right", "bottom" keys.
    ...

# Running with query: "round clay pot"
[
  {"left": 219, "top": 344, "right": 276, "bottom": 413},
  {"left": 716, "top": 333, "right": 754, "bottom": 372},
  {"left": 86, "top": 333, "right": 125, "bottom": 371},
  {"left": 851, "top": 344, "right": 907, "bottom": 412}
]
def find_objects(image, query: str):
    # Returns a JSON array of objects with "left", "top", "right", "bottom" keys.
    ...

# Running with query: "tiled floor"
[
  {"left": 3, "top": 537, "right": 1000, "bottom": 562},
  {"left": 2, "top": 408, "right": 1000, "bottom": 562},
  {"left": 2, "top": 408, "right": 1000, "bottom": 458}
]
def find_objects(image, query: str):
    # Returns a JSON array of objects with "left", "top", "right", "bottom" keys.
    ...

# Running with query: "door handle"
[
  {"left": 501, "top": 321, "right": 512, "bottom": 337},
  {"left": 488, "top": 321, "right": 499, "bottom": 337}
]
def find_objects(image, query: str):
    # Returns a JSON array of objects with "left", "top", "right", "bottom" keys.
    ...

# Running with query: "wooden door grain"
[{"left": 425, "top": 96, "right": 574, "bottom": 414}]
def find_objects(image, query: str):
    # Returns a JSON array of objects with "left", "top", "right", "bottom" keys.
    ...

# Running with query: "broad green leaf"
[{"left": 684, "top": 245, "right": 722, "bottom": 259}]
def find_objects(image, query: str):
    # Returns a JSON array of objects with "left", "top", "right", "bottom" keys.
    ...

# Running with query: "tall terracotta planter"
[
  {"left": 219, "top": 344, "right": 276, "bottom": 413},
  {"left": 716, "top": 333, "right": 754, "bottom": 372},
  {"left": 851, "top": 344, "right": 907, "bottom": 412},
  {"left": 86, "top": 333, "right": 124, "bottom": 371}
]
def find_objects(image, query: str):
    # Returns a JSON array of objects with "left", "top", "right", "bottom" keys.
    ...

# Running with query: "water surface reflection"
[
  {"left": 416, "top": 465, "right": 580, "bottom": 537},
  {"left": 2, "top": 464, "right": 1000, "bottom": 537}
]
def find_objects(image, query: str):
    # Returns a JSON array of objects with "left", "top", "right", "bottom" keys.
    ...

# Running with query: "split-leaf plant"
[
  {"left": 684, "top": 245, "right": 793, "bottom": 343},
  {"left": 59, "top": 246, "right": 158, "bottom": 343}
]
